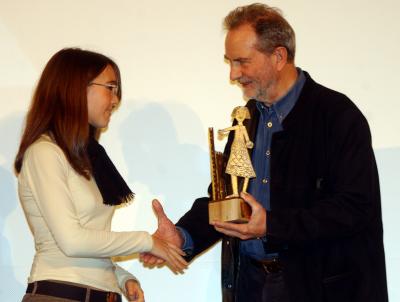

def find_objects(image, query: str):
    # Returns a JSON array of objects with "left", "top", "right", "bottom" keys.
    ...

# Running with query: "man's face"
[{"left": 225, "top": 24, "right": 278, "bottom": 104}]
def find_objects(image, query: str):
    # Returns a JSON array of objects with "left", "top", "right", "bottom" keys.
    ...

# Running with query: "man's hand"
[
  {"left": 149, "top": 235, "right": 187, "bottom": 273},
  {"left": 140, "top": 199, "right": 184, "bottom": 266},
  {"left": 211, "top": 192, "right": 266, "bottom": 240},
  {"left": 125, "top": 279, "right": 144, "bottom": 302}
]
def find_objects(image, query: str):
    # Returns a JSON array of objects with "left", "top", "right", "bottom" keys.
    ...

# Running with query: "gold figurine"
[
  {"left": 218, "top": 106, "right": 256, "bottom": 196},
  {"left": 208, "top": 106, "right": 254, "bottom": 223}
]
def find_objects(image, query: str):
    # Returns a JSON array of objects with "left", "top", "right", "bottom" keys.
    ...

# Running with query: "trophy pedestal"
[{"left": 209, "top": 197, "right": 251, "bottom": 224}]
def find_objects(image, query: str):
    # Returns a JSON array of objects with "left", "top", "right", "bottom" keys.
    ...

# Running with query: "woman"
[{"left": 14, "top": 48, "right": 187, "bottom": 302}]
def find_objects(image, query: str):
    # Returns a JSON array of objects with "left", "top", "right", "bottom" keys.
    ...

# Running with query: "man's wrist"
[
  {"left": 176, "top": 227, "right": 184, "bottom": 248},
  {"left": 176, "top": 226, "right": 194, "bottom": 254}
]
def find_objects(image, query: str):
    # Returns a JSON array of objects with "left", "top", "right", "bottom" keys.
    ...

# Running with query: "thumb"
[
  {"left": 127, "top": 290, "right": 136, "bottom": 299},
  {"left": 240, "top": 192, "right": 260, "bottom": 209},
  {"left": 152, "top": 199, "right": 167, "bottom": 222}
]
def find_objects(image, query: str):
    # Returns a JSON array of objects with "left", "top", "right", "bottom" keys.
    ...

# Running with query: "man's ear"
[{"left": 274, "top": 46, "right": 288, "bottom": 71}]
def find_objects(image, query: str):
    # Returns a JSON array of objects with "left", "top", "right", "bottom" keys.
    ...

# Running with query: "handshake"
[
  {"left": 140, "top": 193, "right": 267, "bottom": 272},
  {"left": 140, "top": 199, "right": 187, "bottom": 273}
]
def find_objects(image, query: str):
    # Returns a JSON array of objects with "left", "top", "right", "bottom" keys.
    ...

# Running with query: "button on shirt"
[{"left": 241, "top": 69, "right": 306, "bottom": 260}]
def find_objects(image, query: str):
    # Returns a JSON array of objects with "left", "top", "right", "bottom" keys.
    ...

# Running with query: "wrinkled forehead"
[
  {"left": 226, "top": 25, "right": 257, "bottom": 46},
  {"left": 225, "top": 24, "right": 259, "bottom": 58}
]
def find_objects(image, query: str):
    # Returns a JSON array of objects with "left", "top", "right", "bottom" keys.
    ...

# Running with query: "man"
[{"left": 142, "top": 3, "right": 388, "bottom": 302}]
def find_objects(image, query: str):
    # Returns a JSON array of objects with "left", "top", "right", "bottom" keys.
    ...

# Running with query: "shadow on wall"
[
  {"left": 0, "top": 113, "right": 26, "bottom": 301},
  {"left": 117, "top": 102, "right": 222, "bottom": 301},
  {"left": 119, "top": 102, "right": 209, "bottom": 220}
]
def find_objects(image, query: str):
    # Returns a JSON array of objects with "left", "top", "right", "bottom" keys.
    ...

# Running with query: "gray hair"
[{"left": 224, "top": 3, "right": 296, "bottom": 62}]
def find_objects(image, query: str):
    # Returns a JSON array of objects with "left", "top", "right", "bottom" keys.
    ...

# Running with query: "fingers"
[
  {"left": 130, "top": 292, "right": 144, "bottom": 301},
  {"left": 211, "top": 221, "right": 250, "bottom": 240},
  {"left": 165, "top": 245, "right": 188, "bottom": 272},
  {"left": 163, "top": 242, "right": 188, "bottom": 273},
  {"left": 212, "top": 221, "right": 246, "bottom": 233},
  {"left": 127, "top": 289, "right": 139, "bottom": 301},
  {"left": 167, "top": 241, "right": 188, "bottom": 266},
  {"left": 214, "top": 225, "right": 250, "bottom": 240},
  {"left": 167, "top": 242, "right": 186, "bottom": 257},
  {"left": 240, "top": 192, "right": 259, "bottom": 209},
  {"left": 125, "top": 280, "right": 144, "bottom": 302},
  {"left": 131, "top": 287, "right": 144, "bottom": 302},
  {"left": 162, "top": 250, "right": 187, "bottom": 273},
  {"left": 144, "top": 255, "right": 162, "bottom": 266},
  {"left": 139, "top": 252, "right": 165, "bottom": 266},
  {"left": 150, "top": 236, "right": 188, "bottom": 273},
  {"left": 139, "top": 252, "right": 150, "bottom": 262}
]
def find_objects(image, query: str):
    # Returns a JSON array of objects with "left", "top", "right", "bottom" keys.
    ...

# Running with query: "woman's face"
[{"left": 87, "top": 65, "right": 119, "bottom": 129}]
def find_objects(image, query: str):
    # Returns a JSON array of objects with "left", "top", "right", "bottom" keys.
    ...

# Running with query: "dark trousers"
[{"left": 236, "top": 254, "right": 290, "bottom": 302}]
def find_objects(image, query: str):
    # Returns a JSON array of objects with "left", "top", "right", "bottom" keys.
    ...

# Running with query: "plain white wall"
[{"left": 1, "top": 1, "right": 399, "bottom": 301}]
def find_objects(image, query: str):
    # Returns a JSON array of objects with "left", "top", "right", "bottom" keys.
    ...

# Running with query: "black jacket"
[{"left": 176, "top": 72, "right": 388, "bottom": 302}]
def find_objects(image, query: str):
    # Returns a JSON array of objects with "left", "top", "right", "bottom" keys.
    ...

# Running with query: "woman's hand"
[
  {"left": 150, "top": 235, "right": 188, "bottom": 273},
  {"left": 125, "top": 279, "right": 144, "bottom": 302}
]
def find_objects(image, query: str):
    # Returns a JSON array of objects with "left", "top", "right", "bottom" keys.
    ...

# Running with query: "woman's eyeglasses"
[{"left": 89, "top": 82, "right": 119, "bottom": 96}]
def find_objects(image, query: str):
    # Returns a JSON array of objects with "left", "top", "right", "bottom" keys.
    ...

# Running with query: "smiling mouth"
[{"left": 240, "top": 81, "right": 252, "bottom": 87}]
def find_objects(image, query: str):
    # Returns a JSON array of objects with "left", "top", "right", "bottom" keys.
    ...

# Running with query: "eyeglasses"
[{"left": 89, "top": 82, "right": 119, "bottom": 96}]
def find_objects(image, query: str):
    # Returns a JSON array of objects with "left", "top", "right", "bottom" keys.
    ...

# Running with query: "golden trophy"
[{"left": 208, "top": 106, "right": 255, "bottom": 224}]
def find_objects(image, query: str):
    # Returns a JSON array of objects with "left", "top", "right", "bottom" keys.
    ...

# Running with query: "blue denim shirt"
[{"left": 240, "top": 69, "right": 305, "bottom": 260}]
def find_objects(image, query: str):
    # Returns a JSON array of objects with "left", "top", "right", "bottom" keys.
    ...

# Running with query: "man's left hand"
[{"left": 211, "top": 192, "right": 266, "bottom": 240}]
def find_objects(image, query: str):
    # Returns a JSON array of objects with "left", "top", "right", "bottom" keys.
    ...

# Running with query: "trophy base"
[{"left": 209, "top": 197, "right": 251, "bottom": 224}]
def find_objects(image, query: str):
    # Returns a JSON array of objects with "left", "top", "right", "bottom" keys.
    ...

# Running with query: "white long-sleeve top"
[{"left": 18, "top": 135, "right": 153, "bottom": 293}]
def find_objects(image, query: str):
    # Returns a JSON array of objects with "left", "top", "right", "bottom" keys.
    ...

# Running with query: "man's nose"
[{"left": 230, "top": 65, "right": 242, "bottom": 82}]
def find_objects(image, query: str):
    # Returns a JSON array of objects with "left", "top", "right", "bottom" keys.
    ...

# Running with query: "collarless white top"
[{"left": 18, "top": 135, "right": 152, "bottom": 293}]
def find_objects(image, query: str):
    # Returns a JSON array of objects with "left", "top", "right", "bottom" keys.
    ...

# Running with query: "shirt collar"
[{"left": 256, "top": 68, "right": 306, "bottom": 123}]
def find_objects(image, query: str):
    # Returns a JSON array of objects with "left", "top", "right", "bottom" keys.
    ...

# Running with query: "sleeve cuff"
[
  {"left": 113, "top": 264, "right": 139, "bottom": 294},
  {"left": 176, "top": 226, "right": 194, "bottom": 255}
]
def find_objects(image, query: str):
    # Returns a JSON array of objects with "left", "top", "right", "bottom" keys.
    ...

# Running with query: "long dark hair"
[{"left": 14, "top": 48, "right": 122, "bottom": 179}]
